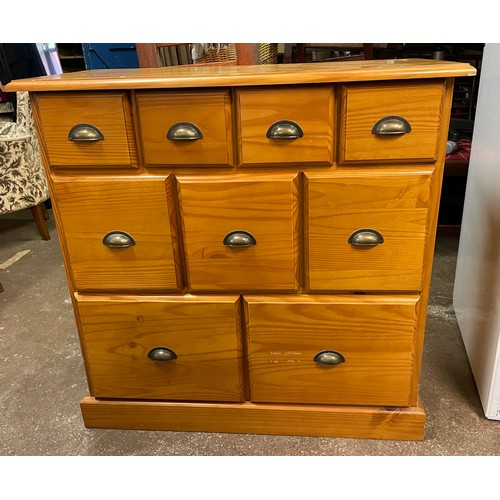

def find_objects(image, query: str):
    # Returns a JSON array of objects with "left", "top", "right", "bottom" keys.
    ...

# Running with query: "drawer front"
[
  {"left": 236, "top": 86, "right": 334, "bottom": 166},
  {"left": 77, "top": 295, "right": 244, "bottom": 402},
  {"left": 340, "top": 82, "right": 445, "bottom": 162},
  {"left": 177, "top": 174, "right": 300, "bottom": 291},
  {"left": 34, "top": 92, "right": 135, "bottom": 167},
  {"left": 54, "top": 178, "right": 180, "bottom": 292},
  {"left": 306, "top": 170, "right": 432, "bottom": 291},
  {"left": 245, "top": 295, "right": 419, "bottom": 406},
  {"left": 136, "top": 90, "right": 233, "bottom": 166}
]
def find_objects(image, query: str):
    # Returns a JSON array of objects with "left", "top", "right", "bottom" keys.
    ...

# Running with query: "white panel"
[{"left": 453, "top": 43, "right": 500, "bottom": 419}]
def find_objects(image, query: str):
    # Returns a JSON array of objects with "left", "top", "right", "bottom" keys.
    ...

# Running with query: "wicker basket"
[
  {"left": 258, "top": 43, "right": 278, "bottom": 64},
  {"left": 192, "top": 44, "right": 237, "bottom": 64},
  {"left": 192, "top": 43, "right": 279, "bottom": 65}
]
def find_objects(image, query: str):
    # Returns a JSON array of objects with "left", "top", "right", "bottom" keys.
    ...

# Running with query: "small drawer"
[
  {"left": 77, "top": 295, "right": 244, "bottom": 402},
  {"left": 54, "top": 177, "right": 181, "bottom": 292},
  {"left": 136, "top": 90, "right": 233, "bottom": 167},
  {"left": 34, "top": 92, "right": 136, "bottom": 167},
  {"left": 340, "top": 82, "right": 445, "bottom": 162},
  {"left": 306, "top": 169, "right": 432, "bottom": 291},
  {"left": 176, "top": 173, "right": 300, "bottom": 291},
  {"left": 236, "top": 86, "right": 334, "bottom": 166},
  {"left": 245, "top": 295, "right": 419, "bottom": 407}
]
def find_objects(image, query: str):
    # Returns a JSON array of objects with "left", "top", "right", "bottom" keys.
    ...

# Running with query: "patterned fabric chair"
[{"left": 0, "top": 91, "right": 50, "bottom": 240}]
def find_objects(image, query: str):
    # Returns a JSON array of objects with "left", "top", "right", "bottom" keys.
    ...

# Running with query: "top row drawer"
[
  {"left": 35, "top": 92, "right": 136, "bottom": 167},
  {"left": 33, "top": 82, "right": 445, "bottom": 168}
]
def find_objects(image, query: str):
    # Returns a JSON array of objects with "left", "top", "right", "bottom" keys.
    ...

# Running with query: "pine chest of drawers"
[{"left": 8, "top": 59, "right": 476, "bottom": 440}]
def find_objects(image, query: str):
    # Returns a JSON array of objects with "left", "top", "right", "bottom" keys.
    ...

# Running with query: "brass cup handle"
[
  {"left": 167, "top": 122, "right": 203, "bottom": 141},
  {"left": 68, "top": 123, "right": 104, "bottom": 142},
  {"left": 148, "top": 347, "right": 177, "bottom": 362},
  {"left": 372, "top": 115, "right": 411, "bottom": 135},
  {"left": 348, "top": 229, "right": 384, "bottom": 247},
  {"left": 266, "top": 120, "right": 304, "bottom": 139},
  {"left": 223, "top": 230, "right": 257, "bottom": 248},
  {"left": 314, "top": 350, "right": 345, "bottom": 367},
  {"left": 102, "top": 231, "right": 136, "bottom": 248}
]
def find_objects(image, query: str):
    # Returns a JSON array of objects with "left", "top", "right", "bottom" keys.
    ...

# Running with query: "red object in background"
[
  {"left": 446, "top": 138, "right": 472, "bottom": 162},
  {"left": 0, "top": 91, "right": 9, "bottom": 103}
]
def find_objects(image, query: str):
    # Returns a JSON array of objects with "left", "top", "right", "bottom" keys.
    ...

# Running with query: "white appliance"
[{"left": 454, "top": 43, "right": 500, "bottom": 420}]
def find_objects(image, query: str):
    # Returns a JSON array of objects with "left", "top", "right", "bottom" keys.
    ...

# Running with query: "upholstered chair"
[{"left": 0, "top": 91, "right": 50, "bottom": 240}]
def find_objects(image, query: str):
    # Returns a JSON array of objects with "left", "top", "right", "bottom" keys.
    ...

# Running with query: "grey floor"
[{"left": 1, "top": 208, "right": 500, "bottom": 456}]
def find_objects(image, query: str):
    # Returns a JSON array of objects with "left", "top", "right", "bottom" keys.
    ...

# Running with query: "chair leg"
[
  {"left": 30, "top": 203, "right": 51, "bottom": 240},
  {"left": 41, "top": 201, "right": 50, "bottom": 220}
]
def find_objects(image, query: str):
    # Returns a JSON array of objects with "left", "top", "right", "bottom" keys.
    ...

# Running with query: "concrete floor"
[{"left": 1, "top": 208, "right": 500, "bottom": 456}]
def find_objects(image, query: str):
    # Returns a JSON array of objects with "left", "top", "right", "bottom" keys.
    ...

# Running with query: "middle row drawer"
[{"left": 54, "top": 170, "right": 431, "bottom": 293}]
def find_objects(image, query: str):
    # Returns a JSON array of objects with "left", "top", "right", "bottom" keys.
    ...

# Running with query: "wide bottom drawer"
[
  {"left": 76, "top": 294, "right": 245, "bottom": 402},
  {"left": 245, "top": 295, "right": 419, "bottom": 407}
]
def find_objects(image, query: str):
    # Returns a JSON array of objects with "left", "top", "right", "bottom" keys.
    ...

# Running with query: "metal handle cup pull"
[
  {"left": 314, "top": 350, "right": 345, "bottom": 367},
  {"left": 348, "top": 229, "right": 384, "bottom": 247},
  {"left": 266, "top": 120, "right": 304, "bottom": 139},
  {"left": 372, "top": 116, "right": 411, "bottom": 135},
  {"left": 148, "top": 347, "right": 177, "bottom": 362},
  {"left": 223, "top": 230, "right": 257, "bottom": 248},
  {"left": 68, "top": 123, "right": 104, "bottom": 142},
  {"left": 167, "top": 122, "right": 203, "bottom": 141},
  {"left": 102, "top": 231, "right": 136, "bottom": 248}
]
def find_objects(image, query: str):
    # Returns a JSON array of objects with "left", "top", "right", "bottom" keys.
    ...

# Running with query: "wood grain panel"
[
  {"left": 54, "top": 177, "right": 180, "bottom": 291},
  {"left": 136, "top": 90, "right": 233, "bottom": 166},
  {"left": 177, "top": 173, "right": 300, "bottom": 291},
  {"left": 237, "top": 86, "right": 334, "bottom": 166},
  {"left": 34, "top": 92, "right": 136, "bottom": 167},
  {"left": 340, "top": 82, "right": 445, "bottom": 162},
  {"left": 6, "top": 60, "right": 475, "bottom": 92},
  {"left": 81, "top": 397, "right": 426, "bottom": 440},
  {"left": 245, "top": 295, "right": 419, "bottom": 407},
  {"left": 306, "top": 169, "right": 432, "bottom": 291},
  {"left": 76, "top": 294, "right": 244, "bottom": 401}
]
